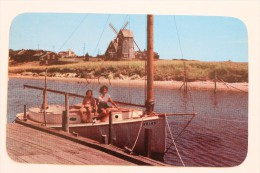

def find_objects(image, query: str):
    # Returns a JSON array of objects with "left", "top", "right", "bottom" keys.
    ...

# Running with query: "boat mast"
[{"left": 146, "top": 14, "right": 154, "bottom": 115}]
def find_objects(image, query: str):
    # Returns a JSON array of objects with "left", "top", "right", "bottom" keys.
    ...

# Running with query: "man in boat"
[
  {"left": 79, "top": 90, "right": 97, "bottom": 123},
  {"left": 97, "top": 85, "right": 118, "bottom": 122}
]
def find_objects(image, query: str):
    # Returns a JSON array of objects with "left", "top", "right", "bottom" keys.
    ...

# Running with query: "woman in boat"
[
  {"left": 97, "top": 85, "right": 118, "bottom": 121},
  {"left": 79, "top": 90, "right": 97, "bottom": 123}
]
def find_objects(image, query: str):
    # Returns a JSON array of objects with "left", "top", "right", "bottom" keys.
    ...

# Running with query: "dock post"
[
  {"left": 62, "top": 93, "right": 69, "bottom": 133},
  {"left": 144, "top": 128, "right": 152, "bottom": 158},
  {"left": 183, "top": 62, "right": 188, "bottom": 93},
  {"left": 108, "top": 112, "right": 113, "bottom": 144},
  {"left": 42, "top": 68, "right": 48, "bottom": 126},
  {"left": 62, "top": 111, "right": 69, "bottom": 132},
  {"left": 23, "top": 105, "right": 27, "bottom": 121},
  {"left": 214, "top": 70, "right": 217, "bottom": 93}
]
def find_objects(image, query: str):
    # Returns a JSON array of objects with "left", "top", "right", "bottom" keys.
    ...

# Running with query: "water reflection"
[
  {"left": 211, "top": 92, "right": 219, "bottom": 108},
  {"left": 7, "top": 78, "right": 248, "bottom": 167}
]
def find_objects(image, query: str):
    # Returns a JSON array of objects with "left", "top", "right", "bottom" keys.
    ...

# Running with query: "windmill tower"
[{"left": 105, "top": 22, "right": 138, "bottom": 59}]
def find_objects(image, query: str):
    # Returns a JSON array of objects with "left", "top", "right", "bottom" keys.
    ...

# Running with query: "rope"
[
  {"left": 58, "top": 14, "right": 88, "bottom": 52},
  {"left": 165, "top": 115, "right": 246, "bottom": 152},
  {"left": 197, "top": 116, "right": 247, "bottom": 123},
  {"left": 23, "top": 78, "right": 34, "bottom": 86},
  {"left": 127, "top": 16, "right": 132, "bottom": 104},
  {"left": 122, "top": 14, "right": 129, "bottom": 28},
  {"left": 129, "top": 118, "right": 144, "bottom": 153},
  {"left": 218, "top": 79, "right": 230, "bottom": 89},
  {"left": 128, "top": 62, "right": 131, "bottom": 103},
  {"left": 71, "top": 82, "right": 85, "bottom": 105},
  {"left": 165, "top": 114, "right": 186, "bottom": 166},
  {"left": 79, "top": 15, "right": 111, "bottom": 97},
  {"left": 22, "top": 71, "right": 43, "bottom": 86},
  {"left": 173, "top": 16, "right": 184, "bottom": 59},
  {"left": 219, "top": 78, "right": 247, "bottom": 93},
  {"left": 81, "top": 79, "right": 91, "bottom": 91},
  {"left": 187, "top": 83, "right": 195, "bottom": 113},
  {"left": 178, "top": 80, "right": 184, "bottom": 91},
  {"left": 93, "top": 14, "right": 111, "bottom": 56},
  {"left": 165, "top": 114, "right": 195, "bottom": 153},
  {"left": 91, "top": 15, "right": 111, "bottom": 90},
  {"left": 11, "top": 117, "right": 17, "bottom": 123},
  {"left": 144, "top": 60, "right": 147, "bottom": 103},
  {"left": 175, "top": 115, "right": 195, "bottom": 141},
  {"left": 71, "top": 78, "right": 94, "bottom": 104}
]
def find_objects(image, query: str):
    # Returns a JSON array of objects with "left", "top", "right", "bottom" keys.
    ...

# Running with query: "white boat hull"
[
  {"left": 27, "top": 105, "right": 82, "bottom": 124},
  {"left": 18, "top": 106, "right": 167, "bottom": 154},
  {"left": 63, "top": 116, "right": 166, "bottom": 154}
]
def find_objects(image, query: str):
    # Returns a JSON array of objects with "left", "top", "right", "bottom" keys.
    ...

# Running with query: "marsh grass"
[{"left": 9, "top": 60, "right": 248, "bottom": 82}]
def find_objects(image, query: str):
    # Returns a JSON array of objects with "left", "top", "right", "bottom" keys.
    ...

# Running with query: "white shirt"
[{"left": 98, "top": 94, "right": 111, "bottom": 103}]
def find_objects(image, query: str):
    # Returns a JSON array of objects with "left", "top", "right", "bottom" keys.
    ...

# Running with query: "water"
[{"left": 7, "top": 78, "right": 248, "bottom": 167}]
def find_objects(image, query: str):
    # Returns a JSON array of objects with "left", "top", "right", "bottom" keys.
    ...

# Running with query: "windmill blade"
[
  {"left": 121, "top": 21, "right": 129, "bottom": 30},
  {"left": 133, "top": 39, "right": 141, "bottom": 52},
  {"left": 109, "top": 23, "right": 118, "bottom": 35}
]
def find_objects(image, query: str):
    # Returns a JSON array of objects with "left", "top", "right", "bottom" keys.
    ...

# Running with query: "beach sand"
[{"left": 8, "top": 74, "right": 248, "bottom": 92}]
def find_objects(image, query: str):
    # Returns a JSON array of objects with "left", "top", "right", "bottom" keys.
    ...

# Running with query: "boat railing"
[
  {"left": 24, "top": 84, "right": 145, "bottom": 108},
  {"left": 24, "top": 84, "right": 146, "bottom": 133}
]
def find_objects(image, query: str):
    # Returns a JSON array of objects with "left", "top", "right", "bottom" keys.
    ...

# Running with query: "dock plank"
[
  {"left": 7, "top": 137, "right": 50, "bottom": 156},
  {"left": 7, "top": 151, "right": 28, "bottom": 163},
  {"left": 6, "top": 123, "right": 136, "bottom": 165},
  {"left": 19, "top": 154, "right": 74, "bottom": 164}
]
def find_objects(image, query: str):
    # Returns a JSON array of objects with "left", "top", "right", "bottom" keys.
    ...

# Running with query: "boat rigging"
[{"left": 16, "top": 14, "right": 197, "bottom": 161}]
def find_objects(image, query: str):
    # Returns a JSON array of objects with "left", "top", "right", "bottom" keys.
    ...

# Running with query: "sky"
[{"left": 9, "top": 13, "right": 248, "bottom": 62}]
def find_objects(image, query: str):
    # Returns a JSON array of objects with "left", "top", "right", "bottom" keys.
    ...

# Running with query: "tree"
[
  {"left": 85, "top": 52, "right": 90, "bottom": 57},
  {"left": 84, "top": 52, "right": 90, "bottom": 61}
]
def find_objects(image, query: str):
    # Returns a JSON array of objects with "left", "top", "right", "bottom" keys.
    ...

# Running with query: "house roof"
[
  {"left": 58, "top": 50, "right": 77, "bottom": 56},
  {"left": 58, "top": 51, "right": 67, "bottom": 54},
  {"left": 17, "top": 49, "right": 26, "bottom": 55},
  {"left": 40, "top": 51, "right": 52, "bottom": 57},
  {"left": 33, "top": 52, "right": 45, "bottom": 56}
]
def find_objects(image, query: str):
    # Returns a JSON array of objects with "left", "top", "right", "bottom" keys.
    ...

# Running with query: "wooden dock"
[{"left": 7, "top": 122, "right": 168, "bottom": 166}]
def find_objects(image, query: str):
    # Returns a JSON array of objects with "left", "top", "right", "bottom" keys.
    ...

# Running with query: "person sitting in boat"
[
  {"left": 79, "top": 90, "right": 97, "bottom": 123},
  {"left": 97, "top": 85, "right": 118, "bottom": 121}
]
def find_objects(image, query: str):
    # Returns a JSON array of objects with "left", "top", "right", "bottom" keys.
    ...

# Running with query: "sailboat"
[{"left": 16, "top": 15, "right": 196, "bottom": 156}]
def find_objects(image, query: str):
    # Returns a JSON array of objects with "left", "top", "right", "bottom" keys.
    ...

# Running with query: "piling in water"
[{"left": 214, "top": 71, "right": 217, "bottom": 93}]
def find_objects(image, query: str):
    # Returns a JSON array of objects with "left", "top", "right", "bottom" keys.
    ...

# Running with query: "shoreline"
[{"left": 8, "top": 74, "right": 248, "bottom": 92}]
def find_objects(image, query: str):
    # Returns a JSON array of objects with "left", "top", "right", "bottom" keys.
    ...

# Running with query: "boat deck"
[{"left": 6, "top": 122, "right": 168, "bottom": 166}]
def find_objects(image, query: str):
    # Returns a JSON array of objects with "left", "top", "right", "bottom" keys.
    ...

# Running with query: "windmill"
[
  {"left": 109, "top": 22, "right": 142, "bottom": 52},
  {"left": 105, "top": 22, "right": 141, "bottom": 59}
]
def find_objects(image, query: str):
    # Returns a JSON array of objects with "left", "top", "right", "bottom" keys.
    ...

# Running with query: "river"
[{"left": 7, "top": 78, "right": 248, "bottom": 167}]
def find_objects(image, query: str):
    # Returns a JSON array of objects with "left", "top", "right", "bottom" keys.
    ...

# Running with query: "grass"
[{"left": 9, "top": 60, "right": 248, "bottom": 83}]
